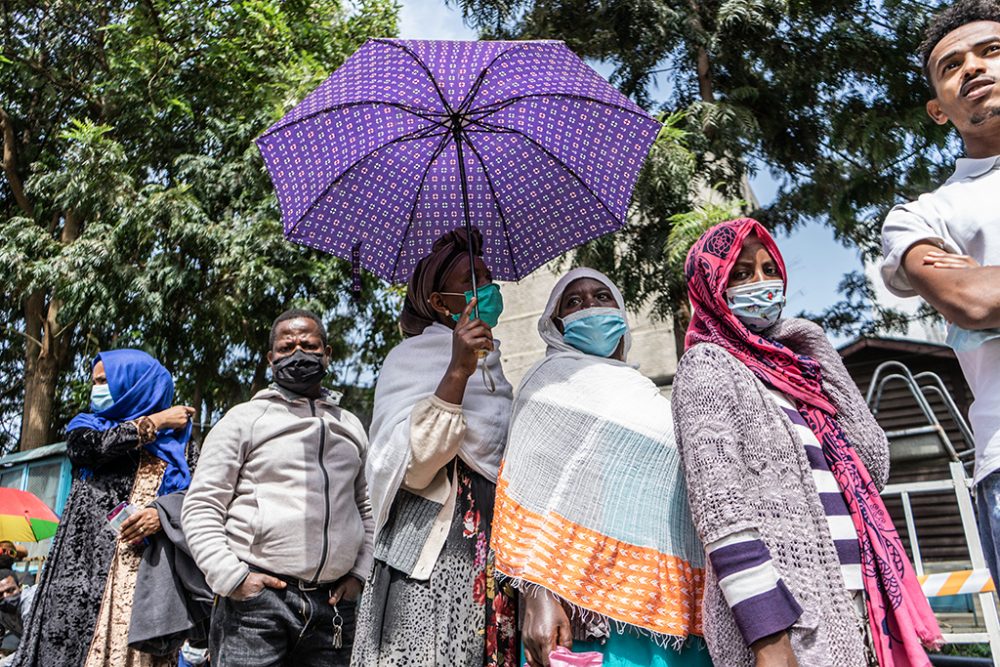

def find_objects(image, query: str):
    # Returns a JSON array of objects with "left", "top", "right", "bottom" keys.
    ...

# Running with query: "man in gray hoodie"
[{"left": 182, "top": 309, "right": 374, "bottom": 667}]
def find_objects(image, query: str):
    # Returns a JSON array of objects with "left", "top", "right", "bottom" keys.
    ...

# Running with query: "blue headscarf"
[{"left": 66, "top": 349, "right": 192, "bottom": 496}]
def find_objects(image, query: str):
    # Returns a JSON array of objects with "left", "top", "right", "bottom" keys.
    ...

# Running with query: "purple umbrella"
[{"left": 256, "top": 39, "right": 660, "bottom": 291}]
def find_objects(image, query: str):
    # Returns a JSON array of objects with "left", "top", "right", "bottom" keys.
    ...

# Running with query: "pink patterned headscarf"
[
  {"left": 684, "top": 217, "right": 837, "bottom": 413},
  {"left": 685, "top": 218, "right": 942, "bottom": 666}
]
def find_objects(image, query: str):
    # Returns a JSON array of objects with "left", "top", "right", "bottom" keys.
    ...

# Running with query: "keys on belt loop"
[{"left": 332, "top": 604, "right": 344, "bottom": 649}]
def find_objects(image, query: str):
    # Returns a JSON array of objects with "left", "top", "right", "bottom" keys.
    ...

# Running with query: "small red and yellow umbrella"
[{"left": 0, "top": 488, "right": 59, "bottom": 542}]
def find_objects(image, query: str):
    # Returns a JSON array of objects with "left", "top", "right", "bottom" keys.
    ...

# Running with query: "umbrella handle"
[{"left": 480, "top": 356, "right": 496, "bottom": 393}]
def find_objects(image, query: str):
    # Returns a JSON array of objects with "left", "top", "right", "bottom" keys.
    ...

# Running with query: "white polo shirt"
[{"left": 881, "top": 155, "right": 1000, "bottom": 484}]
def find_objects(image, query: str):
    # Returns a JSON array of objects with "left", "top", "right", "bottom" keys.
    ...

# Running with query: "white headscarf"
[
  {"left": 367, "top": 322, "right": 512, "bottom": 533},
  {"left": 492, "top": 268, "right": 703, "bottom": 643},
  {"left": 537, "top": 267, "right": 633, "bottom": 360}
]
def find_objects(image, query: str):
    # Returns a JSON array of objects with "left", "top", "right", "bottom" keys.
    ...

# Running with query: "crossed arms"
[{"left": 902, "top": 242, "right": 1000, "bottom": 330}]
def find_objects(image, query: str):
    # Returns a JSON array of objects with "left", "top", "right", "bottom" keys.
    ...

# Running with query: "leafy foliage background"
[
  {"left": 453, "top": 0, "right": 957, "bottom": 336},
  {"left": 1, "top": 0, "right": 963, "bottom": 451},
  {"left": 1, "top": 0, "right": 402, "bottom": 451}
]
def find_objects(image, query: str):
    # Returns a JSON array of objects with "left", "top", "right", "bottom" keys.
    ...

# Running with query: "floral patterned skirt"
[
  {"left": 353, "top": 460, "right": 518, "bottom": 666},
  {"left": 84, "top": 452, "right": 175, "bottom": 667}
]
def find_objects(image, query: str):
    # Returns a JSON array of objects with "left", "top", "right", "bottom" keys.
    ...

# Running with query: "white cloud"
[{"left": 398, "top": 0, "right": 477, "bottom": 40}]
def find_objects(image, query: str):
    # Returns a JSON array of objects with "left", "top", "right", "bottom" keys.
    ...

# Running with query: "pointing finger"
[{"left": 455, "top": 297, "right": 477, "bottom": 328}]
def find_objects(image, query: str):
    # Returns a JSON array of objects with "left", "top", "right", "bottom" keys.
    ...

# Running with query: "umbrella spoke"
[
  {"left": 388, "top": 131, "right": 456, "bottom": 281},
  {"left": 261, "top": 101, "right": 444, "bottom": 138},
  {"left": 287, "top": 125, "right": 451, "bottom": 238},
  {"left": 464, "top": 118, "right": 620, "bottom": 223},
  {"left": 454, "top": 42, "right": 535, "bottom": 116},
  {"left": 459, "top": 133, "right": 522, "bottom": 281},
  {"left": 376, "top": 39, "right": 454, "bottom": 115},
  {"left": 468, "top": 93, "right": 654, "bottom": 123}
]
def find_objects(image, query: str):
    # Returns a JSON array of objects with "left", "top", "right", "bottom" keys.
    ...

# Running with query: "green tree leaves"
[
  {"left": 1, "top": 0, "right": 400, "bottom": 450},
  {"left": 454, "top": 0, "right": 955, "bottom": 336}
]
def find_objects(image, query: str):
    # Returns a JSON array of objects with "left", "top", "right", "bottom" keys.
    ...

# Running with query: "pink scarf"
[{"left": 685, "top": 218, "right": 942, "bottom": 666}]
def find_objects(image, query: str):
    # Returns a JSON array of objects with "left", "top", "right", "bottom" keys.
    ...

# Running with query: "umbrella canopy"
[
  {"left": 0, "top": 488, "right": 59, "bottom": 542},
  {"left": 256, "top": 39, "right": 661, "bottom": 283}
]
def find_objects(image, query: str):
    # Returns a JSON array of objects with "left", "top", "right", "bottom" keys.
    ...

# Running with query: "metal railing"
[
  {"left": 866, "top": 361, "right": 965, "bottom": 462},
  {"left": 882, "top": 463, "right": 1000, "bottom": 664},
  {"left": 868, "top": 361, "right": 999, "bottom": 664}
]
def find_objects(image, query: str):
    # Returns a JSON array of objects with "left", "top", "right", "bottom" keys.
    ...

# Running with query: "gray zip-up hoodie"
[{"left": 182, "top": 386, "right": 375, "bottom": 597}]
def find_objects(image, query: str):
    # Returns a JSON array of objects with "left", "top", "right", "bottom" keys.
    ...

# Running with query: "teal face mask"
[
  {"left": 449, "top": 283, "right": 504, "bottom": 328},
  {"left": 560, "top": 307, "right": 628, "bottom": 358},
  {"left": 90, "top": 384, "right": 114, "bottom": 412}
]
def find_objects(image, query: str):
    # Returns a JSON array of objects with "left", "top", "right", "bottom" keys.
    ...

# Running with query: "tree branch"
[
  {"left": 686, "top": 0, "right": 715, "bottom": 103},
  {"left": 0, "top": 324, "right": 43, "bottom": 350},
  {"left": 0, "top": 107, "right": 33, "bottom": 217}
]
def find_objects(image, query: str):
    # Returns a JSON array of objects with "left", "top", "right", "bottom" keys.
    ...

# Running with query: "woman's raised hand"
[
  {"left": 435, "top": 297, "right": 495, "bottom": 405},
  {"left": 149, "top": 405, "right": 195, "bottom": 431},
  {"left": 448, "top": 297, "right": 494, "bottom": 378}
]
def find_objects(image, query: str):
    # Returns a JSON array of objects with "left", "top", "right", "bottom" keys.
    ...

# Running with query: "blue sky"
[{"left": 396, "top": 0, "right": 864, "bottom": 318}]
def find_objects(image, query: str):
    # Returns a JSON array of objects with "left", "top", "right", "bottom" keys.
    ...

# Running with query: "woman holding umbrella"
[
  {"left": 14, "top": 350, "right": 194, "bottom": 667},
  {"left": 354, "top": 228, "right": 518, "bottom": 667},
  {"left": 671, "top": 219, "right": 942, "bottom": 666}
]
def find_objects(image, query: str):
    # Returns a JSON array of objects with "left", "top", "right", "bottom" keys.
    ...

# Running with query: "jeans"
[
  {"left": 976, "top": 468, "right": 1000, "bottom": 588},
  {"left": 209, "top": 585, "right": 355, "bottom": 667}
]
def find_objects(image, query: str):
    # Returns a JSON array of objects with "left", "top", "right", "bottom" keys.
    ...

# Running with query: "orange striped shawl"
[{"left": 490, "top": 354, "right": 704, "bottom": 641}]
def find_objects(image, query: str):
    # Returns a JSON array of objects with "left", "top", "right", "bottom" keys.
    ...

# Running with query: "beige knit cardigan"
[{"left": 671, "top": 318, "right": 890, "bottom": 667}]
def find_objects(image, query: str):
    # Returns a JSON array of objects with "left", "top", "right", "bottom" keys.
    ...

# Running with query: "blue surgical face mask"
[
  {"left": 90, "top": 384, "right": 114, "bottom": 412},
  {"left": 180, "top": 643, "right": 209, "bottom": 666},
  {"left": 725, "top": 279, "right": 785, "bottom": 332},
  {"left": 449, "top": 282, "right": 504, "bottom": 328},
  {"left": 945, "top": 323, "right": 1000, "bottom": 352},
  {"left": 560, "top": 307, "right": 628, "bottom": 358}
]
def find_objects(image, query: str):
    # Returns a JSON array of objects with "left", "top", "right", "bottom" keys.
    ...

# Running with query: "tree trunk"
[
  {"left": 19, "top": 212, "right": 82, "bottom": 450},
  {"left": 694, "top": 46, "right": 714, "bottom": 102},
  {"left": 0, "top": 107, "right": 33, "bottom": 217},
  {"left": 20, "top": 291, "right": 54, "bottom": 449},
  {"left": 686, "top": 1, "right": 716, "bottom": 103}
]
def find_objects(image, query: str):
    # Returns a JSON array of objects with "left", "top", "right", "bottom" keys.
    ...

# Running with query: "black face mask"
[
  {"left": 0, "top": 593, "right": 19, "bottom": 611},
  {"left": 0, "top": 556, "right": 14, "bottom": 570},
  {"left": 271, "top": 349, "right": 328, "bottom": 395}
]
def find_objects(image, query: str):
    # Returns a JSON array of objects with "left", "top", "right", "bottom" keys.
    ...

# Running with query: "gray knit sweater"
[{"left": 672, "top": 318, "right": 890, "bottom": 667}]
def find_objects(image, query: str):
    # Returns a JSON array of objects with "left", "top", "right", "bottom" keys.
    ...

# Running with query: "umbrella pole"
[
  {"left": 453, "top": 128, "right": 495, "bottom": 392},
  {"left": 452, "top": 129, "right": 481, "bottom": 322}
]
